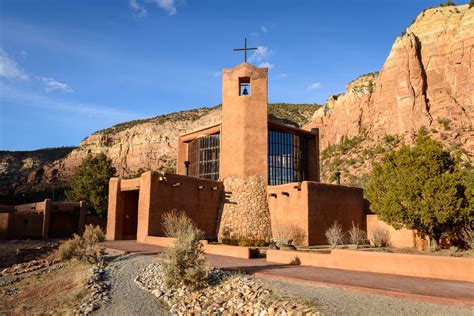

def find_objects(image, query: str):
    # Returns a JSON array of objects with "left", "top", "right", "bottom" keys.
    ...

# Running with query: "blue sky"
[{"left": 1, "top": 0, "right": 467, "bottom": 150}]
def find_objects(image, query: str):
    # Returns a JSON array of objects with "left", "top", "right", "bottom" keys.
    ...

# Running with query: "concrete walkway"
[{"left": 101, "top": 240, "right": 474, "bottom": 307}]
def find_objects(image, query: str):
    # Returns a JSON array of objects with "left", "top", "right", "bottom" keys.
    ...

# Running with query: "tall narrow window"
[
  {"left": 188, "top": 134, "right": 220, "bottom": 180},
  {"left": 239, "top": 77, "right": 250, "bottom": 96},
  {"left": 268, "top": 130, "right": 308, "bottom": 185}
]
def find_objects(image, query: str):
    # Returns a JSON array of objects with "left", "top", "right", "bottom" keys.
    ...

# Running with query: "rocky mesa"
[
  {"left": 0, "top": 104, "right": 319, "bottom": 197},
  {"left": 306, "top": 4, "right": 473, "bottom": 184}
]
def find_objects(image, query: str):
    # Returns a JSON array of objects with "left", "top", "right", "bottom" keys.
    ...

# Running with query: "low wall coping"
[
  {"left": 266, "top": 248, "right": 474, "bottom": 283},
  {"left": 142, "top": 236, "right": 251, "bottom": 259}
]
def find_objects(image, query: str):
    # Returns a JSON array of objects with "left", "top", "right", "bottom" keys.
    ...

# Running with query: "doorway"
[{"left": 122, "top": 190, "right": 139, "bottom": 239}]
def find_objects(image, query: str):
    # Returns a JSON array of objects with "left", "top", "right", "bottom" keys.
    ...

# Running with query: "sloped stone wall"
[{"left": 217, "top": 175, "right": 272, "bottom": 241}]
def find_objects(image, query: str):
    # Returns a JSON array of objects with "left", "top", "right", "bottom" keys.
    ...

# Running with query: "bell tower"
[{"left": 220, "top": 62, "right": 268, "bottom": 179}]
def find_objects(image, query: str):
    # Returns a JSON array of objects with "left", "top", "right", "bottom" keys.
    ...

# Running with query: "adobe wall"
[
  {"left": 307, "top": 182, "right": 364, "bottom": 245},
  {"left": 217, "top": 175, "right": 272, "bottom": 242},
  {"left": 267, "top": 182, "right": 309, "bottom": 244},
  {"left": 268, "top": 182, "right": 364, "bottom": 246},
  {"left": 1, "top": 213, "right": 44, "bottom": 239},
  {"left": 105, "top": 172, "right": 224, "bottom": 242},
  {"left": 366, "top": 215, "right": 430, "bottom": 249},
  {"left": 144, "top": 172, "right": 223, "bottom": 241},
  {"left": 0, "top": 200, "right": 87, "bottom": 240}
]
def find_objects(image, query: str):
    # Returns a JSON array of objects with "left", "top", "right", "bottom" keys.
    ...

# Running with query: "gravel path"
[
  {"left": 96, "top": 254, "right": 168, "bottom": 316},
  {"left": 95, "top": 254, "right": 473, "bottom": 315},
  {"left": 263, "top": 279, "right": 474, "bottom": 315}
]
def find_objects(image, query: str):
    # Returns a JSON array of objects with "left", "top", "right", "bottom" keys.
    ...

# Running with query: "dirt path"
[{"left": 96, "top": 254, "right": 168, "bottom": 316}]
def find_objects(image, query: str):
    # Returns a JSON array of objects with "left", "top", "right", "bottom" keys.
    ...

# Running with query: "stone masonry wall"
[{"left": 217, "top": 175, "right": 272, "bottom": 242}]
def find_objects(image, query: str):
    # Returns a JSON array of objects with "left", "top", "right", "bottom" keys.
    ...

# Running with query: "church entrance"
[{"left": 121, "top": 190, "right": 139, "bottom": 239}]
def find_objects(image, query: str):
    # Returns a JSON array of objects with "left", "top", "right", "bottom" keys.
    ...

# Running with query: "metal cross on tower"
[{"left": 233, "top": 38, "right": 257, "bottom": 63}]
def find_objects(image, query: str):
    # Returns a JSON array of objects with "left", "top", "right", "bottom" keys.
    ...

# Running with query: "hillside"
[
  {"left": 0, "top": 103, "right": 320, "bottom": 197},
  {"left": 306, "top": 4, "right": 474, "bottom": 185}
]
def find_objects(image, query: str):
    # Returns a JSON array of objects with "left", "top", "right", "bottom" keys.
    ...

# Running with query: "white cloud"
[
  {"left": 248, "top": 46, "right": 268, "bottom": 63},
  {"left": 276, "top": 73, "right": 288, "bottom": 79},
  {"left": 41, "top": 77, "right": 74, "bottom": 93},
  {"left": 212, "top": 71, "right": 221, "bottom": 78},
  {"left": 130, "top": 0, "right": 148, "bottom": 18},
  {"left": 261, "top": 26, "right": 268, "bottom": 33},
  {"left": 307, "top": 82, "right": 321, "bottom": 90},
  {"left": 147, "top": 0, "right": 177, "bottom": 15},
  {"left": 1, "top": 84, "right": 140, "bottom": 121},
  {"left": 258, "top": 62, "right": 274, "bottom": 69},
  {"left": 0, "top": 49, "right": 29, "bottom": 80}
]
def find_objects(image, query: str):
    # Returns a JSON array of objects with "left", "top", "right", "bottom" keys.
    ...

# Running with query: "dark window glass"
[
  {"left": 188, "top": 134, "right": 220, "bottom": 180},
  {"left": 268, "top": 130, "right": 308, "bottom": 185}
]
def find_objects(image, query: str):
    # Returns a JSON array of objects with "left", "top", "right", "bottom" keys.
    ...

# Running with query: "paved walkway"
[{"left": 101, "top": 240, "right": 474, "bottom": 307}]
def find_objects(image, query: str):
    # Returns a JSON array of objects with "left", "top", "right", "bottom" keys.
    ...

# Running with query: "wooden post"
[
  {"left": 78, "top": 201, "right": 86, "bottom": 233},
  {"left": 42, "top": 199, "right": 52, "bottom": 239}
]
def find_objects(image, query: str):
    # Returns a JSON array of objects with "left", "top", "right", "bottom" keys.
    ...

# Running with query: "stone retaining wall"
[{"left": 217, "top": 175, "right": 272, "bottom": 242}]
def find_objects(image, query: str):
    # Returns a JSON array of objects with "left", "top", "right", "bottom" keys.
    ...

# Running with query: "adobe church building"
[{"left": 106, "top": 61, "right": 364, "bottom": 246}]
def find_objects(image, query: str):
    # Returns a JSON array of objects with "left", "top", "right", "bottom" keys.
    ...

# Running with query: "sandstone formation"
[
  {"left": 1, "top": 104, "right": 318, "bottom": 197},
  {"left": 306, "top": 5, "right": 473, "bottom": 161},
  {"left": 217, "top": 176, "right": 272, "bottom": 242}
]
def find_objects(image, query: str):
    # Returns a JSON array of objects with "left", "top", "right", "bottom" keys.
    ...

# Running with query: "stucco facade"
[{"left": 106, "top": 62, "right": 365, "bottom": 246}]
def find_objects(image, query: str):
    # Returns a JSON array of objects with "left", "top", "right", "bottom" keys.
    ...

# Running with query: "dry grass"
[
  {"left": 273, "top": 223, "right": 307, "bottom": 246},
  {"left": 0, "top": 261, "right": 91, "bottom": 315},
  {"left": 325, "top": 222, "right": 344, "bottom": 248},
  {"left": 369, "top": 226, "right": 391, "bottom": 247}
]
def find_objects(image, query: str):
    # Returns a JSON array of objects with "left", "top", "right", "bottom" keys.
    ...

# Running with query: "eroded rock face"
[
  {"left": 306, "top": 5, "right": 473, "bottom": 160},
  {"left": 9, "top": 108, "right": 222, "bottom": 195}
]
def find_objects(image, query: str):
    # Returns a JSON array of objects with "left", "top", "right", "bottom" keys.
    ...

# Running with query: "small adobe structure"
[{"left": 106, "top": 61, "right": 365, "bottom": 246}]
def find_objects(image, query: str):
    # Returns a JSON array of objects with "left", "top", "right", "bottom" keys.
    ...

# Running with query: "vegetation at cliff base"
[
  {"left": 365, "top": 132, "right": 473, "bottom": 248},
  {"left": 65, "top": 154, "right": 116, "bottom": 216}
]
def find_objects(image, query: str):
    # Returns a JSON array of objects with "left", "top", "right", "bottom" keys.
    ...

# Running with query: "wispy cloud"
[
  {"left": 41, "top": 77, "right": 74, "bottom": 93},
  {"left": 261, "top": 26, "right": 268, "bottom": 33},
  {"left": 248, "top": 46, "right": 269, "bottom": 63},
  {"left": 258, "top": 62, "right": 274, "bottom": 69},
  {"left": 129, "top": 0, "right": 148, "bottom": 18},
  {"left": 276, "top": 73, "right": 288, "bottom": 79},
  {"left": 212, "top": 71, "right": 221, "bottom": 78},
  {"left": 1, "top": 84, "right": 140, "bottom": 121},
  {"left": 0, "top": 49, "right": 29, "bottom": 80},
  {"left": 307, "top": 82, "right": 321, "bottom": 90},
  {"left": 146, "top": 0, "right": 178, "bottom": 15}
]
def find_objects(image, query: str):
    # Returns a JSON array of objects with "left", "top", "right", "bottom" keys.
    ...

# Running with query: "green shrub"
[
  {"left": 59, "top": 225, "right": 105, "bottom": 263},
  {"left": 470, "top": 0, "right": 473, "bottom": 9},
  {"left": 437, "top": 117, "right": 451, "bottom": 130},
  {"left": 365, "top": 132, "right": 473, "bottom": 248},
  {"left": 221, "top": 238, "right": 239, "bottom": 246},
  {"left": 221, "top": 238, "right": 268, "bottom": 247},
  {"left": 439, "top": 0, "right": 455, "bottom": 7},
  {"left": 65, "top": 154, "right": 116, "bottom": 215},
  {"left": 161, "top": 211, "right": 208, "bottom": 289},
  {"left": 161, "top": 209, "right": 193, "bottom": 238}
]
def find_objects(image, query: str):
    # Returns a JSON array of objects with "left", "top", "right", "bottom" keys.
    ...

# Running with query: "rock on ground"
[{"left": 96, "top": 254, "right": 168, "bottom": 315}]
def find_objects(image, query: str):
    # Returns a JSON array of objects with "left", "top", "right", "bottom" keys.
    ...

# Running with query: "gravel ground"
[
  {"left": 95, "top": 254, "right": 473, "bottom": 316},
  {"left": 96, "top": 254, "right": 168, "bottom": 316},
  {"left": 262, "top": 279, "right": 474, "bottom": 315}
]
